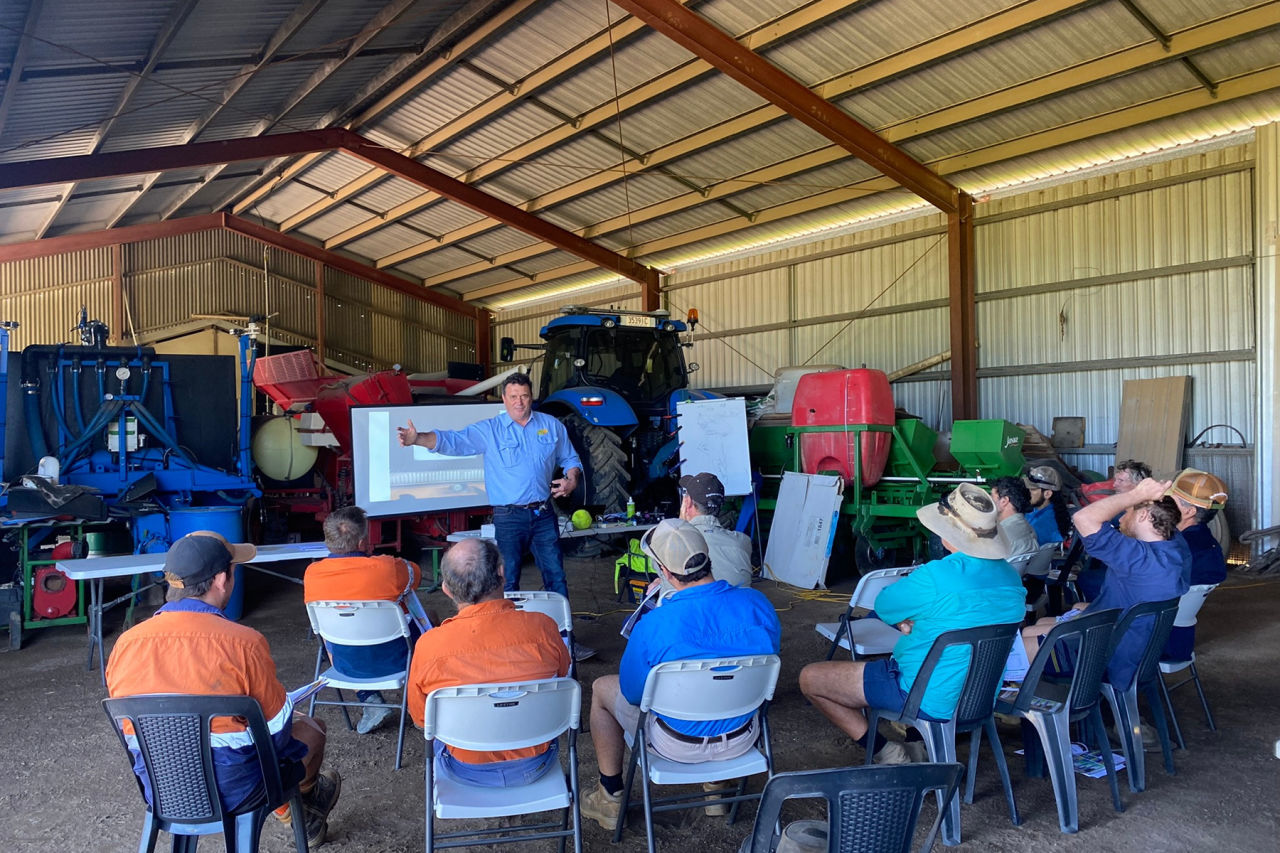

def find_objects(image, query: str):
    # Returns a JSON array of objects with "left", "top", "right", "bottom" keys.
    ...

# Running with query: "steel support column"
[
  {"left": 642, "top": 272, "right": 661, "bottom": 312},
  {"left": 610, "top": 0, "right": 958, "bottom": 214},
  {"left": 947, "top": 193, "right": 977, "bottom": 420}
]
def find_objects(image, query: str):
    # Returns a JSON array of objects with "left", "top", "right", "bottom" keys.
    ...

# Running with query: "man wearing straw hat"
[{"left": 800, "top": 484, "right": 1025, "bottom": 764}]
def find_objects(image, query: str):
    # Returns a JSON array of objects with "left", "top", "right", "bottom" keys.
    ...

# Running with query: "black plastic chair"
[
  {"left": 1099, "top": 597, "right": 1181, "bottom": 793},
  {"left": 103, "top": 694, "right": 309, "bottom": 853},
  {"left": 862, "top": 622, "right": 1023, "bottom": 846},
  {"left": 996, "top": 608, "right": 1122, "bottom": 834},
  {"left": 743, "top": 763, "right": 965, "bottom": 853}
]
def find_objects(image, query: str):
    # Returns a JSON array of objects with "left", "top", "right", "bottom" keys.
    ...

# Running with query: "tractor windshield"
[{"left": 540, "top": 324, "right": 687, "bottom": 401}]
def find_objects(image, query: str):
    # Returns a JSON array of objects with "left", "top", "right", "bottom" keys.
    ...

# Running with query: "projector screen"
[{"left": 352, "top": 401, "right": 505, "bottom": 518}]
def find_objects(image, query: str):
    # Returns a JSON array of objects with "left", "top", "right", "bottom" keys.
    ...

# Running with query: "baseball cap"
[
  {"left": 1023, "top": 465, "right": 1062, "bottom": 493},
  {"left": 640, "top": 518, "right": 710, "bottom": 576},
  {"left": 1167, "top": 468, "right": 1228, "bottom": 510},
  {"left": 163, "top": 530, "right": 257, "bottom": 589},
  {"left": 678, "top": 472, "right": 726, "bottom": 511}
]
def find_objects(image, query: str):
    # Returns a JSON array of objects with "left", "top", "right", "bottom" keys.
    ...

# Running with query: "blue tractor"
[{"left": 500, "top": 306, "right": 717, "bottom": 513}]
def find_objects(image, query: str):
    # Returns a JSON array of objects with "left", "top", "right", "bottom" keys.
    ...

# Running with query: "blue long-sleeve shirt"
[
  {"left": 875, "top": 551, "right": 1025, "bottom": 720},
  {"left": 432, "top": 410, "right": 582, "bottom": 506},
  {"left": 620, "top": 580, "right": 781, "bottom": 736}
]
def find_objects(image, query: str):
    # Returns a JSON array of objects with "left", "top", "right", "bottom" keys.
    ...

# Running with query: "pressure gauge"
[{"left": 115, "top": 366, "right": 131, "bottom": 381}]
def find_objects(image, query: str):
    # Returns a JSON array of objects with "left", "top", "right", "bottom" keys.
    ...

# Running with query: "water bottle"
[{"left": 626, "top": 497, "right": 636, "bottom": 524}]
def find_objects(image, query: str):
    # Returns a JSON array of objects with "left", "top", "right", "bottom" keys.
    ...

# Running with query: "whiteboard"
[{"left": 676, "top": 397, "right": 752, "bottom": 496}]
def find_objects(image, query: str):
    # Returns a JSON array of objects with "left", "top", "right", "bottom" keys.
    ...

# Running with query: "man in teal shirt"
[{"left": 800, "top": 483, "right": 1025, "bottom": 763}]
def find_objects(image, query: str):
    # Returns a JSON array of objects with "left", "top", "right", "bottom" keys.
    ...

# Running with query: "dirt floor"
[{"left": 1, "top": 552, "right": 1278, "bottom": 853}]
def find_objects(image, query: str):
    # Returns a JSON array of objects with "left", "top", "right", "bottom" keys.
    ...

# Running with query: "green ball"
[{"left": 571, "top": 509, "right": 593, "bottom": 530}]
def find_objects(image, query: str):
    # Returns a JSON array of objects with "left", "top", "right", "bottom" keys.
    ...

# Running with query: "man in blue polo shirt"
[
  {"left": 397, "top": 372, "right": 582, "bottom": 600},
  {"left": 580, "top": 519, "right": 781, "bottom": 829}
]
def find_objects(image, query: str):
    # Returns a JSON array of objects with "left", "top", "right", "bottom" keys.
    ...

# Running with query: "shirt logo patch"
[{"left": 537, "top": 428, "right": 548, "bottom": 435}]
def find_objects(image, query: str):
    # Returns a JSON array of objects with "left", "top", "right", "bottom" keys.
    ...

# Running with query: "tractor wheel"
[{"left": 561, "top": 414, "right": 629, "bottom": 514}]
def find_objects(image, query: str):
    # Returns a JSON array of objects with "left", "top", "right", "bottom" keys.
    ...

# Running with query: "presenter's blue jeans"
[{"left": 492, "top": 504, "right": 568, "bottom": 599}]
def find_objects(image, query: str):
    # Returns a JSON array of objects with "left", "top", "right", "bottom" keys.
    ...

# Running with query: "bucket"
[{"left": 169, "top": 506, "right": 248, "bottom": 621}]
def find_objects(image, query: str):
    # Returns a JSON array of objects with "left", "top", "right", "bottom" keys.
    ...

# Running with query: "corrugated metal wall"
[
  {"left": 0, "top": 228, "right": 476, "bottom": 374},
  {"left": 646, "top": 141, "right": 1258, "bottom": 528}
]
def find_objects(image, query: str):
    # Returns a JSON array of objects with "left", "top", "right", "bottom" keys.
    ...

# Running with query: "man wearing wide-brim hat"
[{"left": 800, "top": 483, "right": 1025, "bottom": 764}]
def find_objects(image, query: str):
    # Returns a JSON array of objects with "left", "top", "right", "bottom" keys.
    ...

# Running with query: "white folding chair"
[
  {"left": 306, "top": 599, "right": 412, "bottom": 770},
  {"left": 615, "top": 655, "right": 781, "bottom": 853},
  {"left": 423, "top": 678, "right": 582, "bottom": 853},
  {"left": 506, "top": 591, "right": 576, "bottom": 675},
  {"left": 815, "top": 566, "right": 914, "bottom": 660},
  {"left": 1158, "top": 583, "right": 1220, "bottom": 748}
]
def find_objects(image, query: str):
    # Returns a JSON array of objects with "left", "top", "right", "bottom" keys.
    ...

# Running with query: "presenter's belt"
[
  {"left": 503, "top": 500, "right": 549, "bottom": 510},
  {"left": 655, "top": 716, "right": 754, "bottom": 744}
]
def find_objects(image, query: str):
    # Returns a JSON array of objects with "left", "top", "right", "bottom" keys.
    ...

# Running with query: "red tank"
[{"left": 791, "top": 368, "right": 895, "bottom": 488}]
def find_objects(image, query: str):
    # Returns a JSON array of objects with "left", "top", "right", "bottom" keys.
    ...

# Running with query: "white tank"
[{"left": 252, "top": 416, "right": 319, "bottom": 481}]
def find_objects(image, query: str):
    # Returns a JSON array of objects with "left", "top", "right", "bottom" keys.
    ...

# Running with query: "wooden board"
[{"left": 1114, "top": 376, "right": 1191, "bottom": 474}]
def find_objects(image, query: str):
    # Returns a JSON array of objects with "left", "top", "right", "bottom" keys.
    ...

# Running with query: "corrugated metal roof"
[{"left": 0, "top": 0, "right": 1276, "bottom": 307}]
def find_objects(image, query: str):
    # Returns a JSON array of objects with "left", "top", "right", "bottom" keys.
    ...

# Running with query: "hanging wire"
[
  {"left": 663, "top": 292, "right": 773, "bottom": 377},
  {"left": 601, "top": 0, "right": 638, "bottom": 253}
]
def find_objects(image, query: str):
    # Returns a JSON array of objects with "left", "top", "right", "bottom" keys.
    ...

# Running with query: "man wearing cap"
[
  {"left": 304, "top": 505, "right": 426, "bottom": 735},
  {"left": 107, "top": 531, "right": 342, "bottom": 847},
  {"left": 1163, "top": 469, "right": 1229, "bottom": 660},
  {"left": 580, "top": 519, "right": 781, "bottom": 829},
  {"left": 397, "top": 373, "right": 582, "bottom": 601},
  {"left": 650, "top": 472, "right": 753, "bottom": 600},
  {"left": 1021, "top": 477, "right": 1190, "bottom": 687},
  {"left": 407, "top": 537, "right": 570, "bottom": 786},
  {"left": 799, "top": 484, "right": 1025, "bottom": 764},
  {"left": 1024, "top": 465, "right": 1070, "bottom": 546}
]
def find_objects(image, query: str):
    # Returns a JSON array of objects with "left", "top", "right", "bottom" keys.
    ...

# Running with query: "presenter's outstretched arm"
[{"left": 397, "top": 418, "right": 439, "bottom": 450}]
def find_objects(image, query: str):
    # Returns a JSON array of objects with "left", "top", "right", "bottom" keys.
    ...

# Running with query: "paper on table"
[{"left": 288, "top": 678, "right": 328, "bottom": 706}]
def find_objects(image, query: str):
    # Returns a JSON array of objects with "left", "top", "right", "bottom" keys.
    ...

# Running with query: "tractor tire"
[{"left": 562, "top": 414, "right": 629, "bottom": 514}]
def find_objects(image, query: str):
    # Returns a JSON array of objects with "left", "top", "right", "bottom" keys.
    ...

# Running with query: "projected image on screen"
[{"left": 352, "top": 402, "right": 505, "bottom": 518}]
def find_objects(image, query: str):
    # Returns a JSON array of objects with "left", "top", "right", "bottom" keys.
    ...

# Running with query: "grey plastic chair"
[
  {"left": 863, "top": 622, "right": 1023, "bottom": 846},
  {"left": 996, "top": 607, "right": 1123, "bottom": 834},
  {"left": 743, "top": 763, "right": 964, "bottom": 853},
  {"left": 103, "top": 693, "right": 309, "bottom": 853},
  {"left": 1099, "top": 597, "right": 1181, "bottom": 793}
]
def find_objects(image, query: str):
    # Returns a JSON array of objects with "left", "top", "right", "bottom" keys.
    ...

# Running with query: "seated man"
[
  {"left": 651, "top": 472, "right": 753, "bottom": 600},
  {"left": 107, "top": 532, "right": 341, "bottom": 847},
  {"left": 407, "top": 538, "right": 570, "bottom": 786},
  {"left": 1163, "top": 468, "right": 1229, "bottom": 661},
  {"left": 991, "top": 476, "right": 1039, "bottom": 564},
  {"left": 800, "top": 483, "right": 1025, "bottom": 764},
  {"left": 1080, "top": 459, "right": 1151, "bottom": 504},
  {"left": 1022, "top": 477, "right": 1190, "bottom": 687},
  {"left": 1023, "top": 465, "right": 1071, "bottom": 546},
  {"left": 581, "top": 519, "right": 781, "bottom": 829},
  {"left": 304, "top": 506, "right": 425, "bottom": 734}
]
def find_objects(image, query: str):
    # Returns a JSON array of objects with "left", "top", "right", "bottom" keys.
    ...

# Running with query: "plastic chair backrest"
[
  {"left": 1015, "top": 608, "right": 1120, "bottom": 719},
  {"left": 1023, "top": 544, "right": 1057, "bottom": 577},
  {"left": 306, "top": 599, "right": 409, "bottom": 647},
  {"left": 640, "top": 655, "right": 781, "bottom": 720},
  {"left": 505, "top": 591, "right": 573, "bottom": 634},
  {"left": 1173, "top": 584, "right": 1218, "bottom": 628},
  {"left": 1107, "top": 597, "right": 1180, "bottom": 690},
  {"left": 103, "top": 694, "right": 287, "bottom": 825},
  {"left": 423, "top": 678, "right": 580, "bottom": 752},
  {"left": 745, "top": 764, "right": 965, "bottom": 853},
  {"left": 850, "top": 566, "right": 915, "bottom": 610},
  {"left": 897, "top": 623, "right": 1021, "bottom": 726}
]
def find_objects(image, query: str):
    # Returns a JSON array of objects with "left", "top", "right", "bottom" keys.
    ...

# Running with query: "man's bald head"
[{"left": 441, "top": 538, "right": 505, "bottom": 606}]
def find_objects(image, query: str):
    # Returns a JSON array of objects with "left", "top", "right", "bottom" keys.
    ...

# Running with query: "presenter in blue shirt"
[{"left": 397, "top": 373, "right": 582, "bottom": 600}]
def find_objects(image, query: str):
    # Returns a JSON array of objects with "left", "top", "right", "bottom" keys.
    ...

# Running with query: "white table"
[
  {"left": 446, "top": 521, "right": 658, "bottom": 543},
  {"left": 58, "top": 541, "right": 329, "bottom": 685}
]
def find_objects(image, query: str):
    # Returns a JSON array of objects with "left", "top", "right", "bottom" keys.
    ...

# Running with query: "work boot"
[
  {"left": 355, "top": 694, "right": 394, "bottom": 735},
  {"left": 702, "top": 780, "right": 734, "bottom": 816},
  {"left": 872, "top": 741, "right": 910, "bottom": 765},
  {"left": 301, "top": 769, "right": 342, "bottom": 847},
  {"left": 903, "top": 741, "right": 929, "bottom": 763},
  {"left": 580, "top": 783, "right": 622, "bottom": 830},
  {"left": 572, "top": 643, "right": 598, "bottom": 663}
]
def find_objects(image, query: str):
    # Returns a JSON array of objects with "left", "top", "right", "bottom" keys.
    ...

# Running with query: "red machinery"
[{"left": 792, "top": 368, "right": 895, "bottom": 488}]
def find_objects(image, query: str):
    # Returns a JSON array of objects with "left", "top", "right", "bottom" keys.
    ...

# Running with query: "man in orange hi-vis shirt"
[
  {"left": 408, "top": 537, "right": 570, "bottom": 786},
  {"left": 107, "top": 531, "right": 342, "bottom": 847},
  {"left": 304, "top": 506, "right": 426, "bottom": 735}
]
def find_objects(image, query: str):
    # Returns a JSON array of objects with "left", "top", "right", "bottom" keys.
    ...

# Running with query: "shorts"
[
  {"left": 861, "top": 658, "right": 945, "bottom": 722},
  {"left": 611, "top": 692, "right": 758, "bottom": 764}
]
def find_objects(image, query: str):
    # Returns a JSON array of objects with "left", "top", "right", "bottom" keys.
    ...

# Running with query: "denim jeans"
[
  {"left": 437, "top": 740, "right": 560, "bottom": 787},
  {"left": 492, "top": 505, "right": 568, "bottom": 598}
]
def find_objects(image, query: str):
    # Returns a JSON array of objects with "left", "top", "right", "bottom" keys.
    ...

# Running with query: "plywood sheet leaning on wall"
[{"left": 1115, "top": 376, "right": 1192, "bottom": 474}]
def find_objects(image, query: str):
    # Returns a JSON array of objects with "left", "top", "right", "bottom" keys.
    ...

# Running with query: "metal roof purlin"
[
  {"left": 608, "top": 0, "right": 959, "bottom": 214},
  {"left": 0, "top": 0, "right": 45, "bottom": 140}
]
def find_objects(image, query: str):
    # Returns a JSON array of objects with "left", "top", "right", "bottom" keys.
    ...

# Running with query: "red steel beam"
[
  {"left": 947, "top": 193, "right": 978, "bottom": 419},
  {"left": 0, "top": 212, "right": 226, "bottom": 262},
  {"left": 333, "top": 129, "right": 660, "bottom": 289},
  {"left": 611, "top": 0, "right": 959, "bottom": 214}
]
